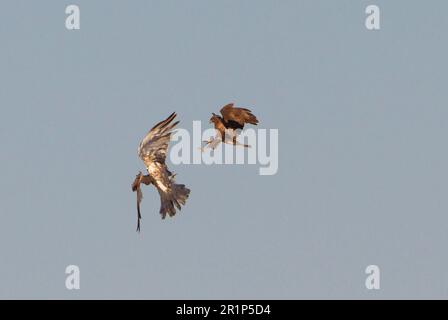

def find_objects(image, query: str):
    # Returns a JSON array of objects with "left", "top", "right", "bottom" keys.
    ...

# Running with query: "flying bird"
[
  {"left": 131, "top": 112, "right": 190, "bottom": 232},
  {"left": 204, "top": 103, "right": 259, "bottom": 149}
]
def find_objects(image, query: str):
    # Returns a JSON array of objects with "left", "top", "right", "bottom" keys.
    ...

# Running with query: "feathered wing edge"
[
  {"left": 153, "top": 111, "right": 176, "bottom": 128},
  {"left": 138, "top": 112, "right": 178, "bottom": 156},
  {"left": 220, "top": 103, "right": 259, "bottom": 127},
  {"left": 239, "top": 108, "right": 259, "bottom": 125}
]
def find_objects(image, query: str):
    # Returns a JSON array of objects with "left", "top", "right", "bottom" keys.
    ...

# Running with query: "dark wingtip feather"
[
  {"left": 149, "top": 112, "right": 177, "bottom": 132},
  {"left": 160, "top": 112, "right": 177, "bottom": 128}
]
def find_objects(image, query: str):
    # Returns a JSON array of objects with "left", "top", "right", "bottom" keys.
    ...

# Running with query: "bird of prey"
[
  {"left": 131, "top": 112, "right": 190, "bottom": 232},
  {"left": 204, "top": 103, "right": 259, "bottom": 149}
]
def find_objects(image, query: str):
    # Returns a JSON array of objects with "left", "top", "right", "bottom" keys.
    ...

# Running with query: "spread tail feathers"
[{"left": 159, "top": 184, "right": 190, "bottom": 219}]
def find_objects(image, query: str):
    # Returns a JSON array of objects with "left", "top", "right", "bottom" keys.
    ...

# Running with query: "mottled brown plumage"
[
  {"left": 205, "top": 103, "right": 259, "bottom": 149},
  {"left": 131, "top": 112, "right": 190, "bottom": 232}
]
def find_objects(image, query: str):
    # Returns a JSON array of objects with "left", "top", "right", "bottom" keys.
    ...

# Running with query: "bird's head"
[{"left": 210, "top": 113, "right": 221, "bottom": 124}]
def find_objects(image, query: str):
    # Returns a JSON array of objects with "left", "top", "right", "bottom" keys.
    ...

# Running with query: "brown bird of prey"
[
  {"left": 131, "top": 112, "right": 190, "bottom": 232},
  {"left": 204, "top": 103, "right": 259, "bottom": 149}
]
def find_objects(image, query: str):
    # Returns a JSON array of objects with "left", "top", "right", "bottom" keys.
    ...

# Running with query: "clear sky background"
[{"left": 1, "top": 0, "right": 448, "bottom": 299}]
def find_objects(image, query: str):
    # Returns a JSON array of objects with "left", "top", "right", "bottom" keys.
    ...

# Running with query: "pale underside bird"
[
  {"left": 203, "top": 103, "right": 259, "bottom": 150},
  {"left": 131, "top": 112, "right": 190, "bottom": 232}
]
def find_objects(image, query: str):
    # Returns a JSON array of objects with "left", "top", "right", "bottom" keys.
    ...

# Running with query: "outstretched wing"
[
  {"left": 220, "top": 103, "right": 259, "bottom": 130},
  {"left": 138, "top": 112, "right": 179, "bottom": 165},
  {"left": 137, "top": 113, "right": 178, "bottom": 214}
]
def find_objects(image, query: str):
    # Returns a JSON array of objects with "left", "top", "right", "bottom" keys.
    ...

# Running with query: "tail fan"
[{"left": 159, "top": 184, "right": 191, "bottom": 219}]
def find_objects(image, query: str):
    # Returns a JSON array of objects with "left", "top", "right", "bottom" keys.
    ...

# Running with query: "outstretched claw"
[{"left": 201, "top": 136, "right": 222, "bottom": 151}]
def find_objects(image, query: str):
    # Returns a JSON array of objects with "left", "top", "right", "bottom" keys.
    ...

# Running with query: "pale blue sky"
[{"left": 1, "top": 0, "right": 448, "bottom": 299}]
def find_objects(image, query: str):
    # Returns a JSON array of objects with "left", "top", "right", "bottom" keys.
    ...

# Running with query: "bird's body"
[
  {"left": 132, "top": 112, "right": 190, "bottom": 232},
  {"left": 205, "top": 103, "right": 259, "bottom": 149}
]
